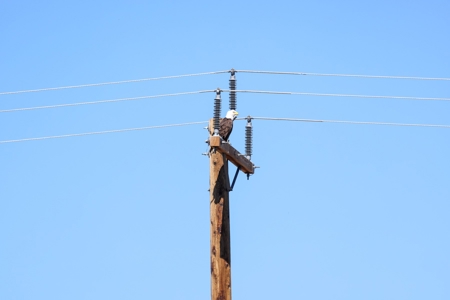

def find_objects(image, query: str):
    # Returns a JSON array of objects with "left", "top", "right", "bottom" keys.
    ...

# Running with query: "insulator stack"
[
  {"left": 213, "top": 89, "right": 221, "bottom": 135},
  {"left": 245, "top": 116, "right": 253, "bottom": 159},
  {"left": 229, "top": 69, "right": 236, "bottom": 111}
]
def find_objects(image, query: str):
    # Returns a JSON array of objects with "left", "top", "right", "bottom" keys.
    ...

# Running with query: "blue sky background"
[{"left": 1, "top": 1, "right": 449, "bottom": 299}]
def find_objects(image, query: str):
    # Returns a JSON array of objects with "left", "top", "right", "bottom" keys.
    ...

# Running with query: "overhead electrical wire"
[
  {"left": 244, "top": 117, "right": 450, "bottom": 128},
  {"left": 0, "top": 90, "right": 213, "bottom": 113},
  {"left": 0, "top": 121, "right": 209, "bottom": 144},
  {"left": 222, "top": 90, "right": 450, "bottom": 102},
  {"left": 236, "top": 70, "right": 450, "bottom": 81},
  {"left": 1, "top": 118, "right": 449, "bottom": 144},
  {"left": 0, "top": 71, "right": 228, "bottom": 96},
  {"left": 3, "top": 89, "right": 450, "bottom": 114},
  {"left": 2, "top": 68, "right": 448, "bottom": 97}
]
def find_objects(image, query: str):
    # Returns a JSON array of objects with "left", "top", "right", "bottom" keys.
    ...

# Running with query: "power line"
[
  {"left": 0, "top": 121, "right": 209, "bottom": 144},
  {"left": 2, "top": 117, "right": 449, "bottom": 144},
  {"left": 244, "top": 117, "right": 450, "bottom": 128},
  {"left": 3, "top": 88, "right": 449, "bottom": 114},
  {"left": 222, "top": 89, "right": 450, "bottom": 102},
  {"left": 2, "top": 69, "right": 448, "bottom": 97},
  {"left": 0, "top": 71, "right": 228, "bottom": 96},
  {"left": 0, "top": 90, "right": 213, "bottom": 113},
  {"left": 236, "top": 70, "right": 450, "bottom": 81}
]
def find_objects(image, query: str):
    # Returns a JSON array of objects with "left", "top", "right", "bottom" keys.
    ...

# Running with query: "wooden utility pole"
[
  {"left": 210, "top": 147, "right": 232, "bottom": 300},
  {"left": 208, "top": 82, "right": 255, "bottom": 300},
  {"left": 208, "top": 118, "right": 255, "bottom": 300},
  {"left": 209, "top": 118, "right": 232, "bottom": 300}
]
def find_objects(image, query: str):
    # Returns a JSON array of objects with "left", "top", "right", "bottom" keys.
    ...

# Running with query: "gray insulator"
[
  {"left": 229, "top": 78, "right": 236, "bottom": 111},
  {"left": 213, "top": 89, "right": 221, "bottom": 134},
  {"left": 245, "top": 119, "right": 252, "bottom": 159}
]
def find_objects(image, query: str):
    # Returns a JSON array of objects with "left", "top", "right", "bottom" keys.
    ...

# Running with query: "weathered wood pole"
[{"left": 209, "top": 123, "right": 232, "bottom": 300}]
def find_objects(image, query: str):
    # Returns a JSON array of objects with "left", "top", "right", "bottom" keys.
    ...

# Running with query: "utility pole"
[
  {"left": 209, "top": 136, "right": 232, "bottom": 300},
  {"left": 208, "top": 73, "right": 255, "bottom": 300}
]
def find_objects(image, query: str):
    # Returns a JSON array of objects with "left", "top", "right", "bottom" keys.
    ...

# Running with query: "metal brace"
[{"left": 229, "top": 167, "right": 240, "bottom": 191}]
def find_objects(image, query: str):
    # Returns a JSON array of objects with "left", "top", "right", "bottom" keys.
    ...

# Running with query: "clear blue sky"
[{"left": 1, "top": 1, "right": 449, "bottom": 299}]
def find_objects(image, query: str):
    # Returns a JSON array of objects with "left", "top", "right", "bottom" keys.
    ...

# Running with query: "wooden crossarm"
[{"left": 210, "top": 136, "right": 254, "bottom": 174}]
